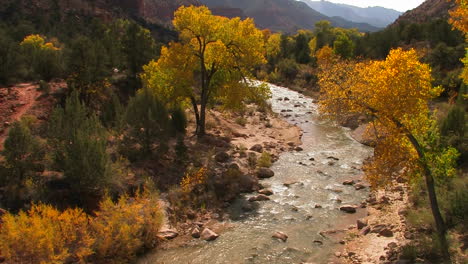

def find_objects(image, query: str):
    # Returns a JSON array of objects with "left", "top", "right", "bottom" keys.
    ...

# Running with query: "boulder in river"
[
  {"left": 342, "top": 180, "right": 355, "bottom": 185},
  {"left": 354, "top": 183, "right": 366, "bottom": 190},
  {"left": 201, "top": 228, "right": 219, "bottom": 241},
  {"left": 272, "top": 231, "right": 288, "bottom": 242},
  {"left": 258, "top": 188, "right": 273, "bottom": 196},
  {"left": 248, "top": 194, "right": 270, "bottom": 202},
  {"left": 283, "top": 180, "right": 299, "bottom": 187},
  {"left": 340, "top": 205, "right": 357, "bottom": 213},
  {"left": 256, "top": 168, "right": 274, "bottom": 178}
]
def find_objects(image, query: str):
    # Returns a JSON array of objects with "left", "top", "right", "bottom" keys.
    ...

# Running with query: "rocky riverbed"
[{"left": 139, "top": 83, "right": 373, "bottom": 264}]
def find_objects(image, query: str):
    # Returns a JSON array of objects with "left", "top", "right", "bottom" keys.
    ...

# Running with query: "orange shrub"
[
  {"left": 91, "top": 187, "right": 163, "bottom": 262},
  {"left": 0, "top": 204, "right": 93, "bottom": 263}
]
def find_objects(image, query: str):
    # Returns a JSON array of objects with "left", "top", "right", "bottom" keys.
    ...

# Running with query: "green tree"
[
  {"left": 0, "top": 33, "right": 21, "bottom": 85},
  {"left": 122, "top": 21, "right": 157, "bottom": 78},
  {"left": 294, "top": 33, "right": 311, "bottom": 64},
  {"left": 124, "top": 88, "right": 169, "bottom": 157},
  {"left": 49, "top": 91, "right": 114, "bottom": 207},
  {"left": 1, "top": 119, "right": 44, "bottom": 209},
  {"left": 67, "top": 36, "right": 110, "bottom": 102},
  {"left": 20, "top": 34, "right": 63, "bottom": 81},
  {"left": 333, "top": 33, "right": 354, "bottom": 59}
]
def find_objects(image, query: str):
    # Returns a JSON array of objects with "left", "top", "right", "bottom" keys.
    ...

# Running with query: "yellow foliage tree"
[
  {"left": 318, "top": 48, "right": 457, "bottom": 258},
  {"left": 0, "top": 204, "right": 93, "bottom": 263},
  {"left": 266, "top": 33, "right": 282, "bottom": 59},
  {"left": 449, "top": 0, "right": 468, "bottom": 85},
  {"left": 141, "top": 6, "right": 270, "bottom": 136}
]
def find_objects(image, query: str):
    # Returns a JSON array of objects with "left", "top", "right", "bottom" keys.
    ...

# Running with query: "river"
[{"left": 138, "top": 83, "right": 372, "bottom": 264}]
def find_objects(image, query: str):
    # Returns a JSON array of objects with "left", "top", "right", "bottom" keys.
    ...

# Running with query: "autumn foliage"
[
  {"left": 141, "top": 6, "right": 270, "bottom": 135},
  {"left": 0, "top": 188, "right": 162, "bottom": 263},
  {"left": 318, "top": 48, "right": 459, "bottom": 257}
]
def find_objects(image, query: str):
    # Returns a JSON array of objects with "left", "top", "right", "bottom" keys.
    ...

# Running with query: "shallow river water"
[{"left": 138, "top": 83, "right": 372, "bottom": 264}]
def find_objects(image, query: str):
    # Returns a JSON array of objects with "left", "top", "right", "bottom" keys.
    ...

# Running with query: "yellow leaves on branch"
[
  {"left": 180, "top": 167, "right": 208, "bottom": 193},
  {"left": 449, "top": 0, "right": 468, "bottom": 36},
  {"left": 449, "top": 0, "right": 468, "bottom": 84},
  {"left": 20, "top": 34, "right": 60, "bottom": 51},
  {"left": 318, "top": 48, "right": 442, "bottom": 186},
  {"left": 0, "top": 187, "right": 163, "bottom": 263}
]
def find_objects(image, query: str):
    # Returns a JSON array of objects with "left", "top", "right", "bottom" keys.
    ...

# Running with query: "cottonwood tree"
[
  {"left": 141, "top": 6, "right": 270, "bottom": 136},
  {"left": 318, "top": 48, "right": 458, "bottom": 259}
]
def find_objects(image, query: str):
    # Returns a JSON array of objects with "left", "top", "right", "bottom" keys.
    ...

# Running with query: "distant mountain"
[
  {"left": 391, "top": 0, "right": 455, "bottom": 25},
  {"left": 199, "top": 0, "right": 380, "bottom": 33},
  {"left": 299, "top": 0, "right": 401, "bottom": 28}
]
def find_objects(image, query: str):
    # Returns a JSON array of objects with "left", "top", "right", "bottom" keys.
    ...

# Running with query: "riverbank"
[{"left": 153, "top": 101, "right": 303, "bottom": 249}]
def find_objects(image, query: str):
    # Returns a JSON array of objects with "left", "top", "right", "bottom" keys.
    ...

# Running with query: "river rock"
[
  {"left": 250, "top": 144, "right": 263, "bottom": 153},
  {"left": 256, "top": 168, "right": 274, "bottom": 178},
  {"left": 283, "top": 180, "right": 298, "bottom": 187},
  {"left": 258, "top": 188, "right": 273, "bottom": 196},
  {"left": 272, "top": 231, "right": 288, "bottom": 242},
  {"left": 343, "top": 180, "right": 355, "bottom": 185},
  {"left": 360, "top": 226, "right": 371, "bottom": 236},
  {"left": 357, "top": 219, "right": 368, "bottom": 229},
  {"left": 201, "top": 228, "right": 219, "bottom": 241},
  {"left": 242, "top": 202, "right": 254, "bottom": 212},
  {"left": 191, "top": 227, "right": 201, "bottom": 238},
  {"left": 340, "top": 205, "right": 357, "bottom": 213},
  {"left": 228, "top": 163, "right": 240, "bottom": 170},
  {"left": 157, "top": 229, "right": 179, "bottom": 240},
  {"left": 379, "top": 228, "right": 394, "bottom": 237},
  {"left": 354, "top": 183, "right": 366, "bottom": 190},
  {"left": 248, "top": 194, "right": 270, "bottom": 202},
  {"left": 313, "top": 240, "right": 323, "bottom": 245}
]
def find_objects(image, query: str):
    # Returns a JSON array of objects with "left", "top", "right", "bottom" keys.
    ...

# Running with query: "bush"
[
  {"left": 0, "top": 187, "right": 163, "bottom": 264},
  {"left": 38, "top": 80, "right": 50, "bottom": 94},
  {"left": 257, "top": 152, "right": 272, "bottom": 168},
  {"left": 91, "top": 187, "right": 163, "bottom": 262},
  {"left": 277, "top": 58, "right": 299, "bottom": 80},
  {"left": 0, "top": 204, "right": 94, "bottom": 263},
  {"left": 235, "top": 117, "right": 247, "bottom": 127}
]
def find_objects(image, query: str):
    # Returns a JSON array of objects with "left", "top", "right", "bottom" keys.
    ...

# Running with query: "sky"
[{"left": 316, "top": 0, "right": 426, "bottom": 12}]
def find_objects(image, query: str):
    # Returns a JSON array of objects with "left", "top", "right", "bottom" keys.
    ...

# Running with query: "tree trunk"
[
  {"left": 190, "top": 97, "right": 201, "bottom": 135},
  {"left": 407, "top": 134, "right": 451, "bottom": 261},
  {"left": 198, "top": 97, "right": 206, "bottom": 136}
]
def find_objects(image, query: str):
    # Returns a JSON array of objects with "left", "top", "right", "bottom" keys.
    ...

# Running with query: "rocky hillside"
[
  {"left": 199, "top": 0, "right": 379, "bottom": 33},
  {"left": 391, "top": 0, "right": 456, "bottom": 25},
  {"left": 300, "top": 0, "right": 401, "bottom": 28},
  {"left": 0, "top": 0, "right": 200, "bottom": 26}
]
